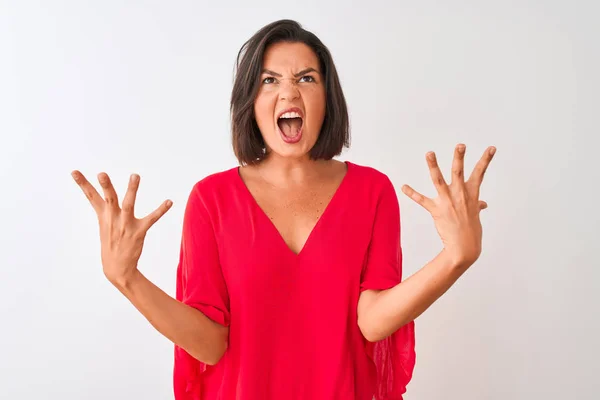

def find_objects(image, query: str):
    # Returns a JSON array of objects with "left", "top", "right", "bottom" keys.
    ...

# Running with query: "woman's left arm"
[{"left": 358, "top": 144, "right": 496, "bottom": 342}]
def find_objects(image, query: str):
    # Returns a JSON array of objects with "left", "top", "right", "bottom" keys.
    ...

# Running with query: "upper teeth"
[{"left": 279, "top": 111, "right": 302, "bottom": 119}]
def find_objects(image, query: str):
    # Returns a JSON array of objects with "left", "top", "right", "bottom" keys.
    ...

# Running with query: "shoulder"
[
  {"left": 346, "top": 161, "right": 401, "bottom": 220},
  {"left": 189, "top": 166, "right": 239, "bottom": 196},
  {"left": 346, "top": 161, "right": 396, "bottom": 194},
  {"left": 183, "top": 166, "right": 240, "bottom": 213}
]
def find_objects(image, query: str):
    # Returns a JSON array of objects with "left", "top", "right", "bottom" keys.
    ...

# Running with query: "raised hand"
[
  {"left": 401, "top": 144, "right": 496, "bottom": 268},
  {"left": 71, "top": 171, "right": 173, "bottom": 286}
]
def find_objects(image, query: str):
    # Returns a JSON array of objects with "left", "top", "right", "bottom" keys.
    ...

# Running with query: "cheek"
[
  {"left": 306, "top": 89, "right": 326, "bottom": 125},
  {"left": 254, "top": 96, "right": 275, "bottom": 129}
]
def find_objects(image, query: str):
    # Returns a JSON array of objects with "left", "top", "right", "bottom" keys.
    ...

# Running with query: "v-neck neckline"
[{"left": 235, "top": 161, "right": 352, "bottom": 258}]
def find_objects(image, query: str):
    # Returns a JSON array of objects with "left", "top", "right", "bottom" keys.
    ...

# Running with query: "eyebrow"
[{"left": 261, "top": 67, "right": 320, "bottom": 77}]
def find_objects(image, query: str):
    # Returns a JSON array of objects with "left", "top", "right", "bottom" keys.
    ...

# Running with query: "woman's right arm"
[
  {"left": 71, "top": 170, "right": 228, "bottom": 366},
  {"left": 114, "top": 270, "right": 228, "bottom": 365}
]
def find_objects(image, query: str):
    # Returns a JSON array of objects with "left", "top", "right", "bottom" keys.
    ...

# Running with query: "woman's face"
[{"left": 253, "top": 41, "right": 326, "bottom": 161}]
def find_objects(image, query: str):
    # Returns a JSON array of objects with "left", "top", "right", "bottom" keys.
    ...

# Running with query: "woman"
[{"left": 71, "top": 19, "right": 495, "bottom": 400}]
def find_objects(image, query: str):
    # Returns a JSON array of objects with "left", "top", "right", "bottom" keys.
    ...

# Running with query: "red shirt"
[{"left": 173, "top": 161, "right": 416, "bottom": 399}]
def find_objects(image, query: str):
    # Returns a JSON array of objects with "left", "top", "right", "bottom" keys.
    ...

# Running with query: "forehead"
[{"left": 262, "top": 42, "right": 320, "bottom": 70}]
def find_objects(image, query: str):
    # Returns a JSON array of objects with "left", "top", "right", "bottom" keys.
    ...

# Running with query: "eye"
[
  {"left": 299, "top": 75, "right": 316, "bottom": 83},
  {"left": 262, "top": 77, "right": 276, "bottom": 84}
]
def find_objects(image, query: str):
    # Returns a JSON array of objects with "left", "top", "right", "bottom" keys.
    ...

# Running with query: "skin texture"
[
  {"left": 70, "top": 171, "right": 228, "bottom": 365},
  {"left": 71, "top": 40, "right": 496, "bottom": 366},
  {"left": 253, "top": 41, "right": 326, "bottom": 161},
  {"left": 357, "top": 145, "right": 495, "bottom": 342},
  {"left": 240, "top": 41, "right": 347, "bottom": 255}
]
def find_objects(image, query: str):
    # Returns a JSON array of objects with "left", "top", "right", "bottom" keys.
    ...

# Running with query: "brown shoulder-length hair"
[{"left": 230, "top": 19, "right": 350, "bottom": 165}]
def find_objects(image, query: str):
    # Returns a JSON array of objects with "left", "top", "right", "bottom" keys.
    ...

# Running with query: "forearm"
[
  {"left": 362, "top": 250, "right": 469, "bottom": 342},
  {"left": 112, "top": 271, "right": 228, "bottom": 365}
]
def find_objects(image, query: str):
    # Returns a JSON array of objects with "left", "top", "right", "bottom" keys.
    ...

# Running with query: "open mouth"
[{"left": 277, "top": 109, "right": 304, "bottom": 142}]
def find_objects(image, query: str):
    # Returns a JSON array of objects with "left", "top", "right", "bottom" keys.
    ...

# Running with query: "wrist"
[
  {"left": 439, "top": 248, "right": 475, "bottom": 270},
  {"left": 109, "top": 269, "right": 143, "bottom": 293}
]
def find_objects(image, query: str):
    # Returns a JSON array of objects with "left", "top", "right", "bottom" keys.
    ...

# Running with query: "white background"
[{"left": 1, "top": 1, "right": 598, "bottom": 399}]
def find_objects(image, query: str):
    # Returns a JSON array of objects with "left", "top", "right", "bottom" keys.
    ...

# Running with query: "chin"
[
  {"left": 270, "top": 145, "right": 311, "bottom": 160},
  {"left": 267, "top": 132, "right": 317, "bottom": 160}
]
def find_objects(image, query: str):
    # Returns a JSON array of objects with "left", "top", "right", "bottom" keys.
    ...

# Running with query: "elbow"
[
  {"left": 208, "top": 330, "right": 229, "bottom": 365},
  {"left": 192, "top": 340, "right": 227, "bottom": 366},
  {"left": 360, "top": 318, "right": 415, "bottom": 343},
  {"left": 202, "top": 351, "right": 224, "bottom": 366},
  {"left": 191, "top": 327, "right": 229, "bottom": 366},
  {"left": 358, "top": 317, "right": 385, "bottom": 343},
  {"left": 200, "top": 342, "right": 226, "bottom": 366},
  {"left": 364, "top": 331, "right": 385, "bottom": 343}
]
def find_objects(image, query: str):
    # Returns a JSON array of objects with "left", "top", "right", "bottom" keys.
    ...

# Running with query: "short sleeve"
[
  {"left": 360, "top": 175, "right": 403, "bottom": 292},
  {"left": 173, "top": 183, "right": 230, "bottom": 399},
  {"left": 360, "top": 175, "right": 416, "bottom": 399}
]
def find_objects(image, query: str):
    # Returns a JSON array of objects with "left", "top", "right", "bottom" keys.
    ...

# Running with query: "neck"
[{"left": 254, "top": 154, "right": 330, "bottom": 187}]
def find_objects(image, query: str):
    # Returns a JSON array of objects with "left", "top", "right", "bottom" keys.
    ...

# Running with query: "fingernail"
[
  {"left": 490, "top": 147, "right": 496, "bottom": 155},
  {"left": 166, "top": 200, "right": 173, "bottom": 207}
]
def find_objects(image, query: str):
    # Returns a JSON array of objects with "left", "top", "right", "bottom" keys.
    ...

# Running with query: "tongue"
[{"left": 278, "top": 117, "right": 302, "bottom": 137}]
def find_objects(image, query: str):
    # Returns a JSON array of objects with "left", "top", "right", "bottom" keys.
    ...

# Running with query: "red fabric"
[{"left": 173, "top": 161, "right": 416, "bottom": 400}]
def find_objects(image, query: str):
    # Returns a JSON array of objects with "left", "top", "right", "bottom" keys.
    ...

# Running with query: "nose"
[{"left": 278, "top": 78, "right": 300, "bottom": 102}]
